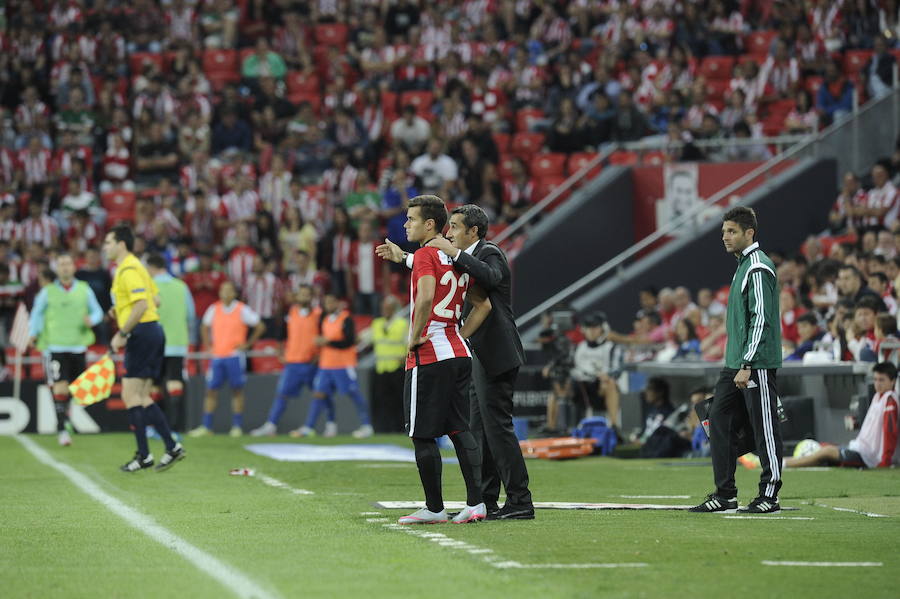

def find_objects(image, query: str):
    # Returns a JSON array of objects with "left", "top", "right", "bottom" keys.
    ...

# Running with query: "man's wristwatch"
[
  {"left": 741, "top": 363, "right": 752, "bottom": 370},
  {"left": 401, "top": 251, "right": 409, "bottom": 264},
  {"left": 119, "top": 330, "right": 131, "bottom": 339}
]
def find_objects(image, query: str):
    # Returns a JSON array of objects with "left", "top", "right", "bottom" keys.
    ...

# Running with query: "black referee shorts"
[
  {"left": 45, "top": 352, "right": 87, "bottom": 386},
  {"left": 154, "top": 356, "right": 185, "bottom": 386},
  {"left": 124, "top": 322, "right": 165, "bottom": 380},
  {"left": 403, "top": 357, "right": 472, "bottom": 439}
]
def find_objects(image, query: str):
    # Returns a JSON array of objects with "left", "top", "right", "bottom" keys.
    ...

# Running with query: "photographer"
[{"left": 538, "top": 309, "right": 576, "bottom": 433}]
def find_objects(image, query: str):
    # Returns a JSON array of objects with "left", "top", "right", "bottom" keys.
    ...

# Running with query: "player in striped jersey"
[{"left": 389, "top": 195, "right": 493, "bottom": 525}]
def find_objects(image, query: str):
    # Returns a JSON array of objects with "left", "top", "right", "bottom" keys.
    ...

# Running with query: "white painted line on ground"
[
  {"left": 380, "top": 522, "right": 647, "bottom": 570},
  {"left": 359, "top": 511, "right": 382, "bottom": 516},
  {"left": 357, "top": 464, "right": 412, "bottom": 468},
  {"left": 762, "top": 561, "right": 882, "bottom": 567},
  {"left": 256, "top": 473, "right": 314, "bottom": 495},
  {"left": 16, "top": 435, "right": 278, "bottom": 599},
  {"left": 804, "top": 501, "right": 890, "bottom": 518},
  {"left": 365, "top": 518, "right": 389, "bottom": 523},
  {"left": 724, "top": 516, "right": 815, "bottom": 520},
  {"left": 376, "top": 500, "right": 692, "bottom": 510},
  {"left": 790, "top": 467, "right": 833, "bottom": 471},
  {"left": 619, "top": 495, "right": 691, "bottom": 499}
]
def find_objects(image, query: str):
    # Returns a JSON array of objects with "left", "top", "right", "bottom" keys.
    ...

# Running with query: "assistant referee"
[
  {"left": 104, "top": 224, "right": 185, "bottom": 472},
  {"left": 690, "top": 207, "right": 784, "bottom": 514}
]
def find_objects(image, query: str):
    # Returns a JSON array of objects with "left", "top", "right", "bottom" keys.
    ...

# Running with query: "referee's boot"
[
  {"left": 155, "top": 443, "right": 186, "bottom": 472},
  {"left": 688, "top": 493, "right": 738, "bottom": 513},
  {"left": 736, "top": 496, "right": 780, "bottom": 514},
  {"left": 120, "top": 453, "right": 154, "bottom": 472}
]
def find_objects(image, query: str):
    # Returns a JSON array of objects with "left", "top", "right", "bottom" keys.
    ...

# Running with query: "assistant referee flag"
[{"left": 69, "top": 354, "right": 116, "bottom": 406}]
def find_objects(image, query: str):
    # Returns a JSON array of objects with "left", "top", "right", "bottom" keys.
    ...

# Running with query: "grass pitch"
[{"left": 2, "top": 433, "right": 898, "bottom": 599}]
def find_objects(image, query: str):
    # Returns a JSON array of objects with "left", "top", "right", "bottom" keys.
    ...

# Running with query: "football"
[{"left": 793, "top": 439, "right": 822, "bottom": 458}]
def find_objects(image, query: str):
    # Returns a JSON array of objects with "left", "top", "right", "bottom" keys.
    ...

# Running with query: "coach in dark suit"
[{"left": 427, "top": 205, "right": 534, "bottom": 520}]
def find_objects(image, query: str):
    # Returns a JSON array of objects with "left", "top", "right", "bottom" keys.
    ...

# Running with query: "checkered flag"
[{"left": 68, "top": 354, "right": 116, "bottom": 406}]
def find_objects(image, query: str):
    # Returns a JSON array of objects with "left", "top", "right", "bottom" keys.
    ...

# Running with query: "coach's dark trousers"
[
  {"left": 469, "top": 357, "right": 533, "bottom": 508},
  {"left": 709, "top": 368, "right": 784, "bottom": 500}
]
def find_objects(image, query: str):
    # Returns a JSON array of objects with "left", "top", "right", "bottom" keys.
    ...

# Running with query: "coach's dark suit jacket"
[{"left": 453, "top": 238, "right": 532, "bottom": 508}]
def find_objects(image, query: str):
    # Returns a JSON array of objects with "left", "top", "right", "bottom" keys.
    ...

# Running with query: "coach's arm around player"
[{"left": 459, "top": 285, "right": 491, "bottom": 340}]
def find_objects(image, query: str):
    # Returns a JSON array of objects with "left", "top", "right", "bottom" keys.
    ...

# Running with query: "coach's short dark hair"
[
  {"left": 146, "top": 253, "right": 167, "bottom": 270},
  {"left": 409, "top": 195, "right": 448, "bottom": 232},
  {"left": 723, "top": 206, "right": 758, "bottom": 239},
  {"left": 109, "top": 223, "right": 135, "bottom": 252},
  {"left": 452, "top": 204, "right": 489, "bottom": 239},
  {"left": 873, "top": 361, "right": 898, "bottom": 381}
]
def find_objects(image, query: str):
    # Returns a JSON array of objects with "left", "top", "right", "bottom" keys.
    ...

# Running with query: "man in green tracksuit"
[
  {"left": 147, "top": 254, "right": 196, "bottom": 432},
  {"left": 28, "top": 253, "right": 104, "bottom": 446},
  {"left": 690, "top": 206, "right": 784, "bottom": 515}
]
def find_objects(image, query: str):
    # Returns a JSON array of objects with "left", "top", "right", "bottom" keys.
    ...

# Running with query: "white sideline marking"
[
  {"left": 804, "top": 501, "right": 890, "bottom": 518},
  {"left": 359, "top": 511, "right": 382, "bottom": 516},
  {"left": 256, "top": 473, "right": 314, "bottom": 496},
  {"left": 381, "top": 522, "right": 647, "bottom": 570},
  {"left": 376, "top": 501, "right": 692, "bottom": 510},
  {"left": 762, "top": 561, "right": 882, "bottom": 567},
  {"left": 365, "top": 518, "right": 389, "bottom": 523},
  {"left": 16, "top": 435, "right": 278, "bottom": 599},
  {"left": 619, "top": 495, "right": 691, "bottom": 499},
  {"left": 724, "top": 516, "right": 814, "bottom": 520}
]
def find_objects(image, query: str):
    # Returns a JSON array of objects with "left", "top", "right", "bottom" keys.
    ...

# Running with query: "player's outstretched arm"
[
  {"left": 460, "top": 284, "right": 492, "bottom": 340},
  {"left": 375, "top": 238, "right": 405, "bottom": 263}
]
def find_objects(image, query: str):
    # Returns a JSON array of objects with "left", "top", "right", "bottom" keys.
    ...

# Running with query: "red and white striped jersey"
[
  {"left": 0, "top": 218, "right": 19, "bottom": 242},
  {"left": 849, "top": 390, "right": 900, "bottom": 467},
  {"left": 0, "top": 148, "right": 17, "bottom": 185},
  {"left": 13, "top": 33, "right": 44, "bottom": 63},
  {"left": 219, "top": 189, "right": 260, "bottom": 223},
  {"left": 165, "top": 6, "right": 197, "bottom": 43},
  {"left": 19, "top": 215, "right": 59, "bottom": 248},
  {"left": 866, "top": 182, "right": 899, "bottom": 228},
  {"left": 503, "top": 179, "right": 535, "bottom": 208},
  {"left": 19, "top": 260, "right": 40, "bottom": 287},
  {"left": 244, "top": 271, "right": 282, "bottom": 318},
  {"left": 760, "top": 56, "right": 800, "bottom": 95},
  {"left": 16, "top": 101, "right": 50, "bottom": 129},
  {"left": 406, "top": 246, "right": 472, "bottom": 370},
  {"left": 53, "top": 146, "right": 93, "bottom": 176},
  {"left": 322, "top": 165, "right": 358, "bottom": 203},
  {"left": 259, "top": 171, "right": 293, "bottom": 223},
  {"left": 18, "top": 148, "right": 54, "bottom": 186},
  {"left": 227, "top": 246, "right": 257, "bottom": 290}
]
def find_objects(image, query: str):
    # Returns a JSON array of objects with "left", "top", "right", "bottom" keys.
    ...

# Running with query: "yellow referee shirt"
[{"left": 111, "top": 253, "right": 160, "bottom": 329}]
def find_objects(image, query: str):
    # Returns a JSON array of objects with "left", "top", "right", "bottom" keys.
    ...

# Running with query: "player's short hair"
[
  {"left": 146, "top": 253, "right": 167, "bottom": 270},
  {"left": 452, "top": 204, "right": 489, "bottom": 239},
  {"left": 876, "top": 312, "right": 897, "bottom": 336},
  {"left": 722, "top": 206, "right": 758, "bottom": 240},
  {"left": 873, "top": 361, "right": 898, "bottom": 381},
  {"left": 409, "top": 195, "right": 448, "bottom": 232},
  {"left": 109, "top": 223, "right": 135, "bottom": 252}
]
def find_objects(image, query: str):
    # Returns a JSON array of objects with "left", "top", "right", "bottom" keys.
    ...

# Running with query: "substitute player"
[
  {"left": 28, "top": 252, "right": 103, "bottom": 446},
  {"left": 296, "top": 292, "right": 370, "bottom": 438},
  {"left": 190, "top": 280, "right": 264, "bottom": 437},
  {"left": 146, "top": 253, "right": 196, "bottom": 433},
  {"left": 104, "top": 224, "right": 185, "bottom": 472},
  {"left": 393, "top": 195, "right": 491, "bottom": 525},
  {"left": 251, "top": 285, "right": 321, "bottom": 437}
]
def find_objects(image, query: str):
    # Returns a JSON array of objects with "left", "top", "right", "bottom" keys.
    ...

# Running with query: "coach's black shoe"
[
  {"left": 736, "top": 497, "right": 780, "bottom": 514},
  {"left": 120, "top": 453, "right": 154, "bottom": 472},
  {"left": 486, "top": 504, "right": 535, "bottom": 521},
  {"left": 155, "top": 443, "right": 186, "bottom": 472},
  {"left": 688, "top": 493, "right": 738, "bottom": 513}
]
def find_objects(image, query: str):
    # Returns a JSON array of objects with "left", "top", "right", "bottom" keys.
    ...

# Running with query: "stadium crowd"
[{"left": 1, "top": 0, "right": 900, "bottom": 352}]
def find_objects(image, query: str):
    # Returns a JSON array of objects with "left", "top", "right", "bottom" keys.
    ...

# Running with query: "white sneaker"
[
  {"left": 229, "top": 426, "right": 243, "bottom": 438},
  {"left": 250, "top": 421, "right": 277, "bottom": 437},
  {"left": 452, "top": 503, "right": 486, "bottom": 524},
  {"left": 398, "top": 508, "right": 448, "bottom": 525},
  {"left": 58, "top": 429, "right": 72, "bottom": 446},
  {"left": 324, "top": 422, "right": 338, "bottom": 438},
  {"left": 188, "top": 426, "right": 213, "bottom": 438},
  {"left": 351, "top": 424, "right": 374, "bottom": 438},
  {"left": 290, "top": 425, "right": 315, "bottom": 438}
]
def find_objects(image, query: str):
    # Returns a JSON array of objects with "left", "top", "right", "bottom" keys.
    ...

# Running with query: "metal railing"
[{"left": 513, "top": 86, "right": 900, "bottom": 333}]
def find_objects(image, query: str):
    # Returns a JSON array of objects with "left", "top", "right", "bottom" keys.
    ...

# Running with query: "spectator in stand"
[
  {"left": 784, "top": 90, "right": 819, "bottom": 135},
  {"left": 348, "top": 219, "right": 386, "bottom": 317},
  {"left": 849, "top": 296, "right": 880, "bottom": 361},
  {"left": 212, "top": 109, "right": 252, "bottom": 155},
  {"left": 759, "top": 39, "right": 800, "bottom": 100},
  {"left": 780, "top": 287, "right": 806, "bottom": 346},
  {"left": 865, "top": 163, "right": 899, "bottom": 231},
  {"left": 321, "top": 149, "right": 358, "bottom": 207},
  {"left": 817, "top": 59, "right": 855, "bottom": 126},
  {"left": 502, "top": 157, "right": 534, "bottom": 225},
  {"left": 569, "top": 311, "right": 623, "bottom": 429},
  {"left": 411, "top": 137, "right": 458, "bottom": 199},
  {"left": 241, "top": 37, "right": 287, "bottom": 85},
  {"left": 785, "top": 313, "right": 824, "bottom": 361},
  {"left": 672, "top": 318, "right": 702, "bottom": 361},
  {"left": 390, "top": 105, "right": 432, "bottom": 156},
  {"left": 831, "top": 171, "right": 867, "bottom": 234},
  {"left": 184, "top": 249, "right": 227, "bottom": 336},
  {"left": 837, "top": 264, "right": 886, "bottom": 309},
  {"left": 868, "top": 271, "right": 898, "bottom": 315},
  {"left": 723, "top": 121, "right": 772, "bottom": 162},
  {"left": 135, "top": 122, "right": 178, "bottom": 184},
  {"left": 319, "top": 206, "right": 354, "bottom": 299},
  {"left": 20, "top": 200, "right": 59, "bottom": 249},
  {"left": 874, "top": 312, "right": 900, "bottom": 362},
  {"left": 612, "top": 90, "right": 651, "bottom": 142},
  {"left": 245, "top": 255, "right": 283, "bottom": 339},
  {"left": 546, "top": 97, "right": 583, "bottom": 153},
  {"left": 865, "top": 36, "right": 898, "bottom": 100}
]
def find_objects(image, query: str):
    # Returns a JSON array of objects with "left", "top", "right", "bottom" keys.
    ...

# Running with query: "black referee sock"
[
  {"left": 412, "top": 438, "right": 443, "bottom": 513},
  {"left": 127, "top": 407, "right": 150, "bottom": 458},
  {"left": 450, "top": 431, "right": 483, "bottom": 507},
  {"left": 53, "top": 394, "right": 69, "bottom": 432},
  {"left": 143, "top": 403, "right": 176, "bottom": 451}
]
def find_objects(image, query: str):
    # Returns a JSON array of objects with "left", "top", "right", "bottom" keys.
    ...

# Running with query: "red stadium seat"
[
  {"left": 510, "top": 132, "right": 545, "bottom": 160},
  {"left": 207, "top": 71, "right": 241, "bottom": 92},
  {"left": 743, "top": 30, "right": 777, "bottom": 57},
  {"left": 129, "top": 52, "right": 165, "bottom": 75},
  {"left": 515, "top": 108, "right": 545, "bottom": 133},
  {"left": 805, "top": 76, "right": 824, "bottom": 95},
  {"left": 737, "top": 53, "right": 766, "bottom": 67},
  {"left": 529, "top": 153, "right": 566, "bottom": 178},
  {"left": 202, "top": 49, "right": 238, "bottom": 75},
  {"left": 250, "top": 340, "right": 282, "bottom": 374},
  {"left": 700, "top": 56, "right": 735, "bottom": 81},
  {"left": 286, "top": 70, "right": 320, "bottom": 95},
  {"left": 400, "top": 90, "right": 434, "bottom": 117},
  {"left": 381, "top": 90, "right": 399, "bottom": 120},
  {"left": 705, "top": 79, "right": 730, "bottom": 101},
  {"left": 534, "top": 175, "right": 569, "bottom": 210},
  {"left": 29, "top": 349, "right": 45, "bottom": 381},
  {"left": 608, "top": 150, "right": 639, "bottom": 166},
  {"left": 498, "top": 154, "right": 518, "bottom": 180},
  {"left": 315, "top": 23, "right": 349, "bottom": 48},
  {"left": 238, "top": 47, "right": 256, "bottom": 66},
  {"left": 101, "top": 191, "right": 136, "bottom": 225},
  {"left": 492, "top": 132, "right": 511, "bottom": 153},
  {"left": 843, "top": 50, "right": 873, "bottom": 76},
  {"left": 567, "top": 152, "right": 603, "bottom": 180},
  {"left": 287, "top": 92, "right": 322, "bottom": 113}
]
